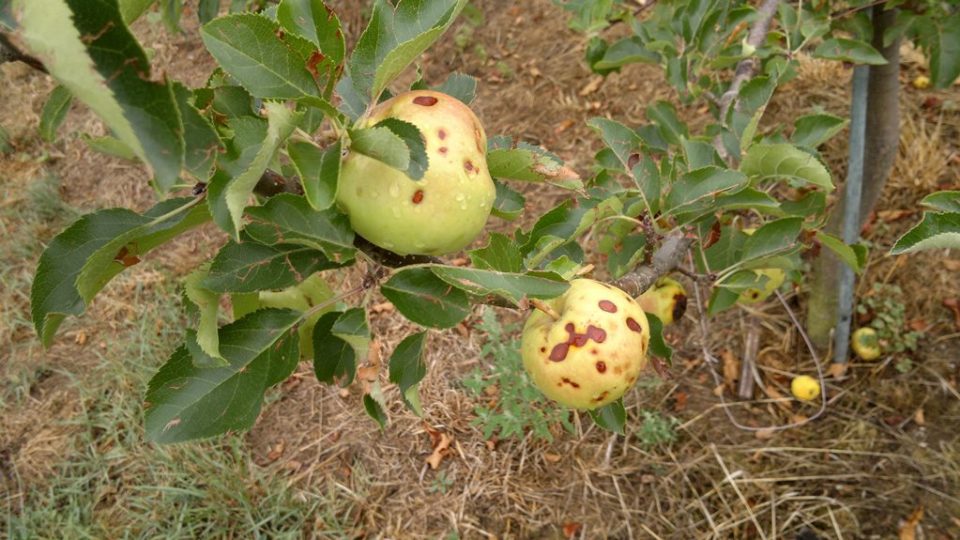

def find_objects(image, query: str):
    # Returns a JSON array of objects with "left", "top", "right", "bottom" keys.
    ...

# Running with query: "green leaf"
[
  {"left": 202, "top": 241, "right": 340, "bottom": 293},
  {"left": 814, "top": 38, "right": 888, "bottom": 65},
  {"left": 331, "top": 308, "right": 370, "bottom": 360},
  {"left": 221, "top": 101, "right": 300, "bottom": 239},
  {"left": 388, "top": 331, "right": 427, "bottom": 415},
  {"left": 487, "top": 144, "right": 581, "bottom": 189},
  {"left": 362, "top": 393, "right": 388, "bottom": 429},
  {"left": 646, "top": 101, "right": 688, "bottom": 146},
  {"left": 184, "top": 263, "right": 225, "bottom": 364},
  {"left": 491, "top": 180, "right": 525, "bottom": 220},
  {"left": 588, "top": 399, "right": 625, "bottom": 434},
  {"left": 646, "top": 314, "right": 672, "bottom": 364},
  {"left": 920, "top": 190, "right": 960, "bottom": 213},
  {"left": 431, "top": 266, "right": 568, "bottom": 306},
  {"left": 312, "top": 311, "right": 356, "bottom": 386},
  {"left": 593, "top": 36, "right": 658, "bottom": 70},
  {"left": 244, "top": 193, "right": 355, "bottom": 261},
  {"left": 707, "top": 286, "right": 740, "bottom": 315},
  {"left": 289, "top": 140, "right": 341, "bottom": 210},
  {"left": 173, "top": 83, "right": 220, "bottom": 181},
  {"left": 198, "top": 0, "right": 220, "bottom": 24},
  {"left": 19, "top": 0, "right": 185, "bottom": 191},
  {"left": 348, "top": 121, "right": 428, "bottom": 180},
  {"left": 792, "top": 113, "right": 847, "bottom": 149},
  {"left": 119, "top": 0, "right": 156, "bottom": 23},
  {"left": 521, "top": 200, "right": 602, "bottom": 267},
  {"left": 469, "top": 233, "right": 523, "bottom": 273},
  {"left": 82, "top": 135, "right": 137, "bottom": 161},
  {"left": 740, "top": 217, "right": 803, "bottom": 263},
  {"left": 201, "top": 13, "right": 325, "bottom": 99},
  {"left": 32, "top": 198, "right": 209, "bottom": 346},
  {"left": 39, "top": 85, "right": 72, "bottom": 143},
  {"left": 586, "top": 117, "right": 640, "bottom": 172},
  {"left": 349, "top": 0, "right": 467, "bottom": 98},
  {"left": 381, "top": 267, "right": 471, "bottom": 329},
  {"left": 276, "top": 0, "right": 345, "bottom": 66},
  {"left": 664, "top": 166, "right": 749, "bottom": 214},
  {"left": 604, "top": 233, "right": 647, "bottom": 280},
  {"left": 145, "top": 308, "right": 301, "bottom": 443},
  {"left": 433, "top": 72, "right": 477, "bottom": 104},
  {"left": 930, "top": 14, "right": 960, "bottom": 88},
  {"left": 740, "top": 143, "right": 833, "bottom": 191},
  {"left": 815, "top": 231, "right": 865, "bottom": 274},
  {"left": 890, "top": 212, "right": 960, "bottom": 254}
]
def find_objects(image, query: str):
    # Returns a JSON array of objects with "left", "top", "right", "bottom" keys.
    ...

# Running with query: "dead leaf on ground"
[
  {"left": 424, "top": 424, "right": 454, "bottom": 469},
  {"left": 721, "top": 350, "right": 739, "bottom": 389},
  {"left": 755, "top": 428, "right": 777, "bottom": 439},
  {"left": 898, "top": 506, "right": 924, "bottom": 540},
  {"left": 913, "top": 408, "right": 925, "bottom": 426},
  {"left": 370, "top": 301, "right": 395, "bottom": 314},
  {"left": 877, "top": 209, "right": 917, "bottom": 222},
  {"left": 579, "top": 76, "right": 603, "bottom": 96},
  {"left": 942, "top": 260, "right": 960, "bottom": 271},
  {"left": 267, "top": 440, "right": 285, "bottom": 462},
  {"left": 554, "top": 119, "right": 575, "bottom": 134},
  {"left": 828, "top": 362, "right": 848, "bottom": 379},
  {"left": 943, "top": 298, "right": 960, "bottom": 331},
  {"left": 543, "top": 452, "right": 561, "bottom": 463},
  {"left": 562, "top": 522, "right": 582, "bottom": 538},
  {"left": 760, "top": 384, "right": 793, "bottom": 413}
]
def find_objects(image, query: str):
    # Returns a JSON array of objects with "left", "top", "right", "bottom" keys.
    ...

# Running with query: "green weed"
[
  {"left": 856, "top": 282, "right": 923, "bottom": 359},
  {"left": 462, "top": 309, "right": 574, "bottom": 442}
]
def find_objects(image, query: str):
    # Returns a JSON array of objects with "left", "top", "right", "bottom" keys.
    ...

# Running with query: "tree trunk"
[{"left": 806, "top": 5, "right": 901, "bottom": 348}]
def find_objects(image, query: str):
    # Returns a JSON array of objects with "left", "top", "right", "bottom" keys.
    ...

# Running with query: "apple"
[
  {"left": 790, "top": 375, "right": 821, "bottom": 401},
  {"left": 737, "top": 228, "right": 786, "bottom": 304},
  {"left": 337, "top": 90, "right": 496, "bottom": 256},
  {"left": 258, "top": 273, "right": 335, "bottom": 358},
  {"left": 637, "top": 276, "right": 687, "bottom": 325},
  {"left": 520, "top": 279, "right": 650, "bottom": 409},
  {"left": 851, "top": 327, "right": 881, "bottom": 361},
  {"left": 737, "top": 267, "right": 786, "bottom": 304}
]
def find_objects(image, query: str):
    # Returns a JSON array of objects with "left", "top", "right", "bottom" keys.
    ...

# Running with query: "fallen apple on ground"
[
  {"left": 521, "top": 279, "right": 650, "bottom": 409},
  {"left": 337, "top": 90, "right": 496, "bottom": 256},
  {"left": 851, "top": 327, "right": 881, "bottom": 360},
  {"left": 790, "top": 375, "right": 821, "bottom": 402},
  {"left": 637, "top": 276, "right": 687, "bottom": 325}
]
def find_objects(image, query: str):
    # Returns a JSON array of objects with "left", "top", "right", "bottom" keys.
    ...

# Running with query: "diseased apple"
[
  {"left": 637, "top": 276, "right": 687, "bottom": 325},
  {"left": 337, "top": 90, "right": 496, "bottom": 256},
  {"left": 851, "top": 327, "right": 881, "bottom": 360},
  {"left": 737, "top": 267, "right": 786, "bottom": 305},
  {"left": 521, "top": 279, "right": 650, "bottom": 409},
  {"left": 258, "top": 273, "right": 334, "bottom": 358}
]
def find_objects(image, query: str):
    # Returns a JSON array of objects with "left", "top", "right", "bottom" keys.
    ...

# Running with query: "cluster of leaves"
[
  {"left": 16, "top": 0, "right": 958, "bottom": 445},
  {"left": 856, "top": 283, "right": 923, "bottom": 357},
  {"left": 462, "top": 309, "right": 575, "bottom": 442}
]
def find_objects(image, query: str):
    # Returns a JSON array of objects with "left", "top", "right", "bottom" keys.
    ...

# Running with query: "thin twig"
[
  {"left": 0, "top": 32, "right": 47, "bottom": 73},
  {"left": 713, "top": 0, "right": 781, "bottom": 160},
  {"left": 614, "top": 231, "right": 694, "bottom": 296}
]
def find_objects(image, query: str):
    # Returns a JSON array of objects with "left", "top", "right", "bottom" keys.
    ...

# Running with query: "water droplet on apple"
[
  {"left": 455, "top": 193, "right": 465, "bottom": 202},
  {"left": 388, "top": 184, "right": 400, "bottom": 198}
]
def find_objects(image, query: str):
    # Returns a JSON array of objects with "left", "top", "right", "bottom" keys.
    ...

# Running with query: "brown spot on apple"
[
  {"left": 438, "top": 128, "right": 447, "bottom": 140},
  {"left": 626, "top": 317, "right": 644, "bottom": 333},
  {"left": 438, "top": 147, "right": 448, "bottom": 155},
  {"left": 560, "top": 377, "right": 580, "bottom": 389},
  {"left": 413, "top": 95, "right": 438, "bottom": 106},
  {"left": 592, "top": 391, "right": 609, "bottom": 403},
  {"left": 596, "top": 361, "right": 607, "bottom": 373},
  {"left": 464, "top": 160, "right": 475, "bottom": 173},
  {"left": 598, "top": 300, "right": 617, "bottom": 313},
  {"left": 412, "top": 190, "right": 424, "bottom": 204}
]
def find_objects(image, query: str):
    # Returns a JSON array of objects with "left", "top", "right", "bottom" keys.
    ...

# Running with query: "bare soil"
[{"left": 2, "top": 1, "right": 959, "bottom": 538}]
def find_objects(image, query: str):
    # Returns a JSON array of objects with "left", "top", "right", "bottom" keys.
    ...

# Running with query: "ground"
[{"left": 1, "top": 1, "right": 959, "bottom": 538}]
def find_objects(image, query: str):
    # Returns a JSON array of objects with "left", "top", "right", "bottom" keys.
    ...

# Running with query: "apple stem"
[{"left": 530, "top": 299, "right": 561, "bottom": 321}]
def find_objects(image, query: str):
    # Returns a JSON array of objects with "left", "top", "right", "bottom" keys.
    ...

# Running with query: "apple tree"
[{"left": 5, "top": 0, "right": 958, "bottom": 443}]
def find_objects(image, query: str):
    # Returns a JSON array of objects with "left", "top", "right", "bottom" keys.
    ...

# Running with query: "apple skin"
[
  {"left": 337, "top": 90, "right": 496, "bottom": 256},
  {"left": 258, "top": 274, "right": 334, "bottom": 358},
  {"left": 737, "top": 268, "right": 786, "bottom": 305},
  {"left": 637, "top": 276, "right": 687, "bottom": 325},
  {"left": 521, "top": 279, "right": 650, "bottom": 410},
  {"left": 851, "top": 327, "right": 881, "bottom": 360}
]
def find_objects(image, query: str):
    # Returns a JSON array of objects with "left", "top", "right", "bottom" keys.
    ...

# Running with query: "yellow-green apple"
[
  {"left": 851, "top": 327, "right": 881, "bottom": 360},
  {"left": 521, "top": 279, "right": 650, "bottom": 409},
  {"left": 637, "top": 276, "right": 687, "bottom": 325},
  {"left": 337, "top": 90, "right": 495, "bottom": 256}
]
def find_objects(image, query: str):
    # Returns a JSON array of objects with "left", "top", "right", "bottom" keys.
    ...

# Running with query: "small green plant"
[
  {"left": 856, "top": 283, "right": 923, "bottom": 355},
  {"left": 462, "top": 309, "right": 575, "bottom": 442},
  {"left": 429, "top": 470, "right": 455, "bottom": 494},
  {"left": 634, "top": 411, "right": 679, "bottom": 448}
]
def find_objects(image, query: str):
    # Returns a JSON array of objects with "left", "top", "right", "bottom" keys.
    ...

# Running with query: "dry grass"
[{"left": 1, "top": 1, "right": 959, "bottom": 538}]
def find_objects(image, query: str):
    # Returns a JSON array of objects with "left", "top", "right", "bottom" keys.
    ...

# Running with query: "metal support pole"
[{"left": 833, "top": 64, "right": 870, "bottom": 365}]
